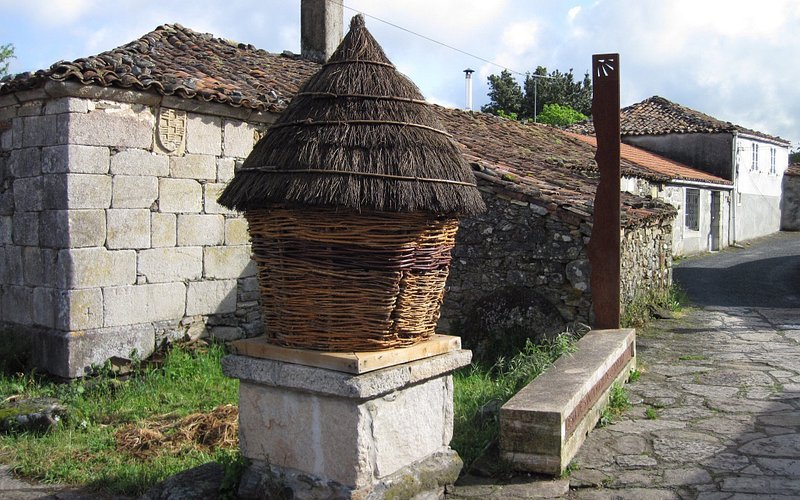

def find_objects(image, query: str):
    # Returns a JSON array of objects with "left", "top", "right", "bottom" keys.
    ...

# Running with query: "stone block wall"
[{"left": 0, "top": 85, "right": 274, "bottom": 377}]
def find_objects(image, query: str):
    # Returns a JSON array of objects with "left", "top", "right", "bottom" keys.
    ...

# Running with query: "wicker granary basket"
[
  {"left": 246, "top": 207, "right": 458, "bottom": 351},
  {"left": 218, "top": 15, "right": 484, "bottom": 352}
]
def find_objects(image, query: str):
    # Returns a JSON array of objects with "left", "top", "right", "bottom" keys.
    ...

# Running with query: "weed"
[
  {"left": 597, "top": 383, "right": 630, "bottom": 428},
  {"left": 628, "top": 369, "right": 641, "bottom": 383},
  {"left": 560, "top": 460, "right": 579, "bottom": 478},
  {"left": 679, "top": 355, "right": 707, "bottom": 361},
  {"left": 215, "top": 448, "right": 249, "bottom": 499},
  {"left": 452, "top": 331, "right": 577, "bottom": 468},
  {"left": 645, "top": 407, "right": 658, "bottom": 420},
  {"left": 621, "top": 284, "right": 688, "bottom": 328}
]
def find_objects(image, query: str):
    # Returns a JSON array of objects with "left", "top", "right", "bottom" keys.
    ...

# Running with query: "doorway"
[{"left": 710, "top": 191, "right": 721, "bottom": 251}]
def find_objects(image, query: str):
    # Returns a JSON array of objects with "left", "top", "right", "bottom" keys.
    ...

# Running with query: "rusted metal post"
[{"left": 589, "top": 53, "right": 621, "bottom": 329}]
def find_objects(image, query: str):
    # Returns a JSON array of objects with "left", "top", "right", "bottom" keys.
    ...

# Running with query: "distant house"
[
  {"left": 783, "top": 164, "right": 800, "bottom": 231},
  {"left": 569, "top": 96, "right": 791, "bottom": 248},
  {"left": 566, "top": 132, "right": 733, "bottom": 256},
  {"left": 0, "top": 23, "right": 675, "bottom": 377}
]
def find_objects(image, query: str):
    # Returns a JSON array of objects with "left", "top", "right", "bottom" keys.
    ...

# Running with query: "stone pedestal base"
[{"left": 222, "top": 349, "right": 471, "bottom": 499}]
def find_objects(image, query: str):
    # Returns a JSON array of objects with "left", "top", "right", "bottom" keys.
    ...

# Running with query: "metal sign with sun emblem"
[{"left": 157, "top": 108, "right": 187, "bottom": 153}]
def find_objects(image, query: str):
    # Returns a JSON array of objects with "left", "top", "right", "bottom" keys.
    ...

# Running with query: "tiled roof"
[
  {"left": 1, "top": 24, "right": 674, "bottom": 226},
  {"left": 436, "top": 107, "right": 675, "bottom": 226},
  {"left": 567, "top": 96, "right": 789, "bottom": 146},
  {"left": 565, "top": 132, "right": 732, "bottom": 186},
  {"left": 786, "top": 164, "right": 800, "bottom": 177},
  {"left": 0, "top": 24, "right": 319, "bottom": 113}
]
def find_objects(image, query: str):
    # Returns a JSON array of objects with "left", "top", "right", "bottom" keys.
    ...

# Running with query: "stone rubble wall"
[
  {"left": 441, "top": 184, "right": 674, "bottom": 333},
  {"left": 620, "top": 218, "right": 673, "bottom": 304},
  {"left": 441, "top": 188, "right": 592, "bottom": 333},
  {"left": 781, "top": 170, "right": 800, "bottom": 231},
  {"left": 0, "top": 88, "right": 274, "bottom": 376}
]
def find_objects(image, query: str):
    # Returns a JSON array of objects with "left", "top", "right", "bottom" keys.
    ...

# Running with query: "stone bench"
[{"left": 500, "top": 328, "right": 636, "bottom": 475}]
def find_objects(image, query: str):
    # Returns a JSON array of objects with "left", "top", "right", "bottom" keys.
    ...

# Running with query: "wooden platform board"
[{"left": 230, "top": 334, "right": 462, "bottom": 374}]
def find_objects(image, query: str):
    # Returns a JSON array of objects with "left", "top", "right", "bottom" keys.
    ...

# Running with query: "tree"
[
  {"left": 481, "top": 69, "right": 523, "bottom": 117},
  {"left": 522, "top": 66, "right": 592, "bottom": 118},
  {"left": 483, "top": 65, "right": 592, "bottom": 122},
  {"left": 535, "top": 103, "right": 588, "bottom": 127},
  {"left": 0, "top": 43, "right": 15, "bottom": 78},
  {"left": 790, "top": 147, "right": 800, "bottom": 165}
]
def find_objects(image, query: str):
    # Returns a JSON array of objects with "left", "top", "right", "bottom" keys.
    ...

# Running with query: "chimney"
[
  {"left": 301, "top": 0, "right": 344, "bottom": 63},
  {"left": 463, "top": 68, "right": 475, "bottom": 111}
]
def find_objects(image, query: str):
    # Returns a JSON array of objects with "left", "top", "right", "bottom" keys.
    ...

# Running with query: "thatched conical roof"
[{"left": 218, "top": 15, "right": 485, "bottom": 216}]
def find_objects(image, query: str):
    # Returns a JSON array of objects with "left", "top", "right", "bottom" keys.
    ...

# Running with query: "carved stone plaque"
[{"left": 157, "top": 108, "right": 187, "bottom": 154}]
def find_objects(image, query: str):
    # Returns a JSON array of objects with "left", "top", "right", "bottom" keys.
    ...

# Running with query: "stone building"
[
  {"left": 0, "top": 25, "right": 317, "bottom": 376},
  {"left": 567, "top": 132, "right": 734, "bottom": 256},
  {"left": 1, "top": 22, "right": 676, "bottom": 377},
  {"left": 782, "top": 164, "right": 800, "bottom": 231},
  {"left": 437, "top": 108, "right": 675, "bottom": 333}
]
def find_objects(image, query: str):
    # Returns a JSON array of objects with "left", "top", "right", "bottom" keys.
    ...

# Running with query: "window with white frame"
[
  {"left": 685, "top": 188, "right": 700, "bottom": 231},
  {"left": 770, "top": 147, "right": 776, "bottom": 174},
  {"left": 751, "top": 143, "right": 759, "bottom": 171}
]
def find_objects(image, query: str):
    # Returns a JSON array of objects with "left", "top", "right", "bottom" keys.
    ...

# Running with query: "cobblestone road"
[{"left": 451, "top": 233, "right": 800, "bottom": 498}]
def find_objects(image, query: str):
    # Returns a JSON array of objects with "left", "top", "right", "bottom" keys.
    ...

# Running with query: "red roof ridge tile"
[{"left": 564, "top": 131, "right": 732, "bottom": 186}]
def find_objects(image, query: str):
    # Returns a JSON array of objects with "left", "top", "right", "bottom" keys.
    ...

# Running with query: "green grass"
[
  {"left": 0, "top": 341, "right": 238, "bottom": 496},
  {"left": 645, "top": 407, "right": 658, "bottom": 420},
  {"left": 1, "top": 329, "right": 580, "bottom": 489},
  {"left": 451, "top": 332, "right": 577, "bottom": 468},
  {"left": 621, "top": 283, "right": 688, "bottom": 328}
]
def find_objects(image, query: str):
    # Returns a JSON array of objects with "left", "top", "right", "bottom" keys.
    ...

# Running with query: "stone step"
[{"left": 499, "top": 328, "right": 636, "bottom": 475}]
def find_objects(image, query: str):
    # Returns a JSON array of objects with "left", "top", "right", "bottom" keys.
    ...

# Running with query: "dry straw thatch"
[{"left": 218, "top": 14, "right": 484, "bottom": 216}]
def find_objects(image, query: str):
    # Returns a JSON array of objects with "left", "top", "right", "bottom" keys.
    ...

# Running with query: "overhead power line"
[{"left": 331, "top": 0, "right": 545, "bottom": 78}]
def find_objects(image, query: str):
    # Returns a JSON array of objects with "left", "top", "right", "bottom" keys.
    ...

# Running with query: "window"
[
  {"left": 751, "top": 144, "right": 759, "bottom": 171},
  {"left": 770, "top": 147, "right": 777, "bottom": 175},
  {"left": 685, "top": 188, "right": 700, "bottom": 231}
]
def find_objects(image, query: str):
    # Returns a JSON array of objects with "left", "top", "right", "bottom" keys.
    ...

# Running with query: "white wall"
[{"left": 734, "top": 135, "right": 789, "bottom": 241}]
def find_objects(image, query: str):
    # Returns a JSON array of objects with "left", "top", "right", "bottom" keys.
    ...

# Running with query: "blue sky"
[{"left": 1, "top": 0, "right": 798, "bottom": 148}]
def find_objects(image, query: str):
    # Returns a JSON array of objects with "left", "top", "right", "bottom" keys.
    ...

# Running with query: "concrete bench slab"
[{"left": 500, "top": 328, "right": 636, "bottom": 475}]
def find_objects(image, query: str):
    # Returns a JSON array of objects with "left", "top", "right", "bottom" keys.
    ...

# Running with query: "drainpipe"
[
  {"left": 731, "top": 131, "right": 738, "bottom": 245},
  {"left": 301, "top": 0, "right": 344, "bottom": 63},
  {"left": 463, "top": 68, "right": 474, "bottom": 111}
]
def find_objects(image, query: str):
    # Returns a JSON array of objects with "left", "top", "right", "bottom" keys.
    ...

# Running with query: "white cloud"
[
  {"left": 3, "top": 0, "right": 96, "bottom": 25},
  {"left": 567, "top": 5, "right": 582, "bottom": 22},
  {"left": 500, "top": 20, "right": 539, "bottom": 56}
]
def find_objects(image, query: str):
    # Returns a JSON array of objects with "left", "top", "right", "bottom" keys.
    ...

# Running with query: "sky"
[{"left": 1, "top": 0, "right": 798, "bottom": 149}]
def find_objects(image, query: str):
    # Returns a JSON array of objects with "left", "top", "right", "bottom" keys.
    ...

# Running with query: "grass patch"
[
  {"left": 597, "top": 382, "right": 630, "bottom": 427},
  {"left": 0, "top": 341, "right": 238, "bottom": 496},
  {"left": 645, "top": 407, "right": 658, "bottom": 420},
  {"left": 451, "top": 332, "right": 577, "bottom": 468},
  {"left": 621, "top": 284, "right": 688, "bottom": 328}
]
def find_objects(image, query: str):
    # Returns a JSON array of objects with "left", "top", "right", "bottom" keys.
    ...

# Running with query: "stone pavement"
[{"left": 450, "top": 305, "right": 800, "bottom": 499}]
